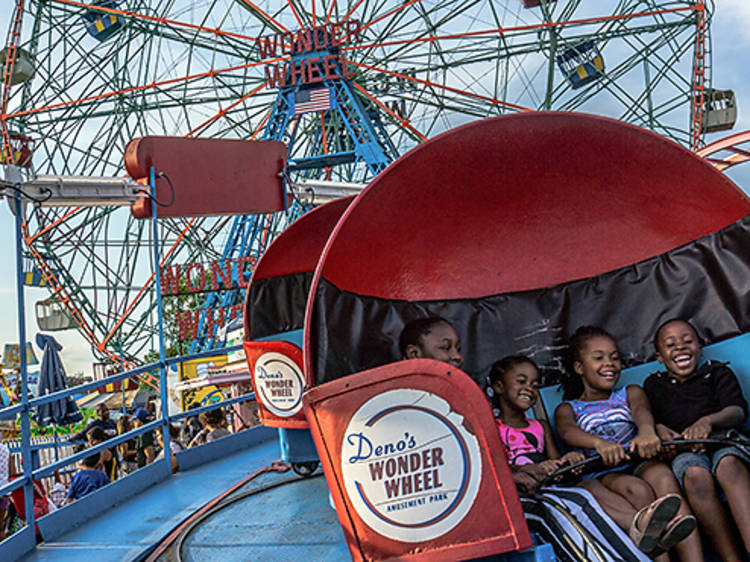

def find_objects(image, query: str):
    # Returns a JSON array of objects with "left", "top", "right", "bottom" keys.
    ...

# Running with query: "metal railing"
[
  {"left": 0, "top": 173, "right": 258, "bottom": 554},
  {"left": 0, "top": 342, "right": 256, "bottom": 535}
]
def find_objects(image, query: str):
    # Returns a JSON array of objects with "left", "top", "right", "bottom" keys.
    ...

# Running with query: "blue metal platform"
[{"left": 20, "top": 429, "right": 348, "bottom": 561}]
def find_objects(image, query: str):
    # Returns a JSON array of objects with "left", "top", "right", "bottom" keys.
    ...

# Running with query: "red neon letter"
[
  {"left": 307, "top": 57, "right": 323, "bottom": 83},
  {"left": 313, "top": 26, "right": 329, "bottom": 50},
  {"left": 289, "top": 59, "right": 307, "bottom": 85},
  {"left": 295, "top": 29, "right": 312, "bottom": 53},
  {"left": 211, "top": 259, "right": 232, "bottom": 290},
  {"left": 176, "top": 309, "right": 200, "bottom": 341},
  {"left": 160, "top": 263, "right": 181, "bottom": 296},
  {"left": 330, "top": 24, "right": 343, "bottom": 47},
  {"left": 236, "top": 256, "right": 256, "bottom": 288},
  {"left": 346, "top": 20, "right": 361, "bottom": 44},
  {"left": 264, "top": 63, "right": 287, "bottom": 89},
  {"left": 281, "top": 32, "right": 294, "bottom": 54},
  {"left": 184, "top": 262, "right": 206, "bottom": 293},
  {"left": 256, "top": 34, "right": 279, "bottom": 58},
  {"left": 206, "top": 306, "right": 226, "bottom": 336},
  {"left": 323, "top": 55, "right": 340, "bottom": 80}
]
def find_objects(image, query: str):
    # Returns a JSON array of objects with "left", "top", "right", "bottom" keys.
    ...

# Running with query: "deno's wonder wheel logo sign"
[
  {"left": 253, "top": 352, "right": 304, "bottom": 417},
  {"left": 341, "top": 389, "right": 482, "bottom": 543}
]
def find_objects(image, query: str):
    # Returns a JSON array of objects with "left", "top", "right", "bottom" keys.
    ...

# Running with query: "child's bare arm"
[
  {"left": 554, "top": 403, "right": 602, "bottom": 449},
  {"left": 625, "top": 385, "right": 661, "bottom": 458},
  {"left": 540, "top": 420, "right": 561, "bottom": 460},
  {"left": 682, "top": 405, "right": 745, "bottom": 439},
  {"left": 516, "top": 460, "right": 561, "bottom": 479}
]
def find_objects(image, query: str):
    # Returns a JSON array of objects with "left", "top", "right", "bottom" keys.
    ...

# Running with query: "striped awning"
[{"left": 76, "top": 390, "right": 138, "bottom": 410}]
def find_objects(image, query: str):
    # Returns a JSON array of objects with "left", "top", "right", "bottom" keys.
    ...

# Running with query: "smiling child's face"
[
  {"left": 494, "top": 361, "right": 540, "bottom": 412},
  {"left": 655, "top": 320, "right": 700, "bottom": 380},
  {"left": 574, "top": 335, "right": 621, "bottom": 394}
]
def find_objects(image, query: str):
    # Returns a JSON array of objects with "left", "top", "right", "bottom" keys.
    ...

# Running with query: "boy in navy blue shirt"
[
  {"left": 646, "top": 319, "right": 750, "bottom": 561},
  {"left": 66, "top": 449, "right": 109, "bottom": 503}
]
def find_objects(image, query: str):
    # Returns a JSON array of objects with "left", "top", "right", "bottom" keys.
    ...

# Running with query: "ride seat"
[{"left": 81, "top": 1, "right": 124, "bottom": 42}]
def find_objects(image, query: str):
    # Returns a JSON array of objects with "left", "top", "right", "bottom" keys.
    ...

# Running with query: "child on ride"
[
  {"left": 646, "top": 318, "right": 750, "bottom": 561},
  {"left": 491, "top": 355, "right": 584, "bottom": 477},
  {"left": 399, "top": 316, "right": 464, "bottom": 370},
  {"left": 555, "top": 326, "right": 701, "bottom": 560}
]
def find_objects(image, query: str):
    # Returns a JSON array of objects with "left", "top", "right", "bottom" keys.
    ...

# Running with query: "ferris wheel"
[{"left": 1, "top": 0, "right": 712, "bottom": 367}]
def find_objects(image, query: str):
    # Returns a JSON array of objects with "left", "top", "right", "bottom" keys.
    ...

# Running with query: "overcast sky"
[{"left": 1, "top": 2, "right": 749, "bottom": 378}]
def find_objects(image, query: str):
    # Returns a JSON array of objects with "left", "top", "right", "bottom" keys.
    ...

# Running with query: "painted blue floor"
[
  {"left": 21, "top": 434, "right": 347, "bottom": 561},
  {"left": 177, "top": 474, "right": 349, "bottom": 561}
]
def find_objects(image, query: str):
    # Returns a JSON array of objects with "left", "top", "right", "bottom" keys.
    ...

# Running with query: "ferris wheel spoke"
[
  {"left": 250, "top": 109, "right": 273, "bottom": 139},
  {"left": 186, "top": 81, "right": 267, "bottom": 137},
  {"left": 285, "top": 0, "right": 305, "bottom": 29},
  {"left": 359, "top": 0, "right": 420, "bottom": 33},
  {"left": 352, "top": 81, "right": 426, "bottom": 141},
  {"left": 236, "top": 0, "right": 290, "bottom": 34},
  {"left": 6, "top": 57, "right": 279, "bottom": 124},
  {"left": 50, "top": 0, "right": 260, "bottom": 44},
  {"left": 26, "top": 208, "right": 83, "bottom": 244},
  {"left": 323, "top": 0, "right": 339, "bottom": 25},
  {"left": 615, "top": 35, "right": 694, "bottom": 127},
  {"left": 100, "top": 216, "right": 215, "bottom": 348},
  {"left": 345, "top": 58, "right": 531, "bottom": 113}
]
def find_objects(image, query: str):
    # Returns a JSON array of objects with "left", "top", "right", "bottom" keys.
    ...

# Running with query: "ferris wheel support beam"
[
  {"left": 690, "top": 1, "right": 708, "bottom": 151},
  {"left": 1, "top": 0, "right": 25, "bottom": 167}
]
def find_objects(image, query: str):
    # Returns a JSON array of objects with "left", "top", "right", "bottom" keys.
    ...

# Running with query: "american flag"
[{"left": 294, "top": 88, "right": 332, "bottom": 114}]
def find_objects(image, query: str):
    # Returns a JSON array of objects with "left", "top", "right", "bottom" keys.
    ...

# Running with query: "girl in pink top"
[{"left": 491, "top": 355, "right": 583, "bottom": 476}]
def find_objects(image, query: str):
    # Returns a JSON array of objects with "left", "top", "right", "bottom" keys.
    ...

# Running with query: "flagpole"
[{"left": 150, "top": 167, "right": 171, "bottom": 463}]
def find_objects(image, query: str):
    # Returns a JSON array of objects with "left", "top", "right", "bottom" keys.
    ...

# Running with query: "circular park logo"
[
  {"left": 253, "top": 351, "right": 304, "bottom": 417},
  {"left": 340, "top": 389, "right": 482, "bottom": 543}
]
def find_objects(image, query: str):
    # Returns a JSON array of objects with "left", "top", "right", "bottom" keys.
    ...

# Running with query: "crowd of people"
[{"left": 400, "top": 316, "right": 750, "bottom": 561}]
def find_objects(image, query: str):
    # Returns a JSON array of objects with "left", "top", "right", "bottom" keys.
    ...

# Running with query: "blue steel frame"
[
  {"left": 151, "top": 166, "right": 171, "bottom": 460},
  {"left": 3, "top": 189, "right": 36, "bottom": 555},
  {"left": 0, "top": 346, "right": 256, "bottom": 558}
]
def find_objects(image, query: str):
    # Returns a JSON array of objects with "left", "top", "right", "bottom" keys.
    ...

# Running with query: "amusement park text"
[{"left": 256, "top": 20, "right": 361, "bottom": 89}]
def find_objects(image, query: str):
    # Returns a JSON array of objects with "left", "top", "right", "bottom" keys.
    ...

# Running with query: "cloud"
[
  {"left": 717, "top": 0, "right": 750, "bottom": 20},
  {"left": 713, "top": 1, "right": 750, "bottom": 44}
]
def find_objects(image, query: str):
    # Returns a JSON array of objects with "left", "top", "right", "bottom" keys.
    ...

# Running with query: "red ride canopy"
[
  {"left": 244, "top": 195, "right": 354, "bottom": 340},
  {"left": 314, "top": 113, "right": 750, "bottom": 301}
]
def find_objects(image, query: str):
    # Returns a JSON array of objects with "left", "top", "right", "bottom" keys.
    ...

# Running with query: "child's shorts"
[{"left": 672, "top": 445, "right": 750, "bottom": 487}]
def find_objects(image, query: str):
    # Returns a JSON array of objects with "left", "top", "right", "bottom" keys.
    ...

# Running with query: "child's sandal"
[
  {"left": 647, "top": 514, "right": 697, "bottom": 557},
  {"left": 628, "top": 493, "right": 682, "bottom": 553}
]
